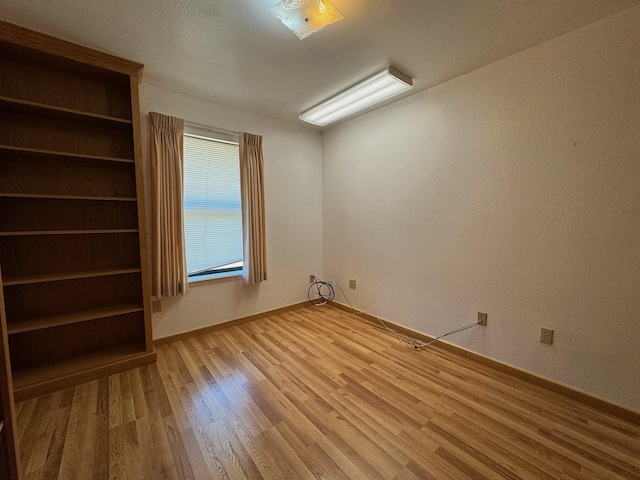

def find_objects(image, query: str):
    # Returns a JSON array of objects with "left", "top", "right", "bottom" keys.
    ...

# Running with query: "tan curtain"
[
  {"left": 149, "top": 112, "right": 188, "bottom": 296},
  {"left": 239, "top": 132, "right": 267, "bottom": 284}
]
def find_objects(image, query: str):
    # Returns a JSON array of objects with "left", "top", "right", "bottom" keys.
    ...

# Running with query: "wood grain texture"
[
  {"left": 0, "top": 151, "right": 137, "bottom": 198},
  {"left": 0, "top": 145, "right": 135, "bottom": 164},
  {"left": 0, "top": 232, "right": 141, "bottom": 281},
  {"left": 0, "top": 198, "right": 139, "bottom": 232},
  {"left": 9, "top": 312, "right": 146, "bottom": 369},
  {"left": 0, "top": 49, "right": 133, "bottom": 120},
  {"left": 6, "top": 304, "right": 144, "bottom": 335},
  {"left": 3, "top": 273, "right": 143, "bottom": 323},
  {"left": 330, "top": 301, "right": 640, "bottom": 426},
  {"left": 0, "top": 266, "right": 21, "bottom": 479},
  {"left": 0, "top": 96, "right": 132, "bottom": 126},
  {"left": 13, "top": 348, "right": 156, "bottom": 402},
  {"left": 16, "top": 305, "right": 640, "bottom": 479},
  {"left": 0, "top": 109, "right": 135, "bottom": 159},
  {"left": 129, "top": 76, "right": 154, "bottom": 355},
  {"left": 1, "top": 24, "right": 154, "bottom": 462},
  {"left": 0, "top": 20, "right": 143, "bottom": 77},
  {"left": 154, "top": 301, "right": 311, "bottom": 346}
]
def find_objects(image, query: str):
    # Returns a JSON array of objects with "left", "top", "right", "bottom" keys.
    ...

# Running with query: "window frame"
[{"left": 183, "top": 125, "right": 243, "bottom": 284}]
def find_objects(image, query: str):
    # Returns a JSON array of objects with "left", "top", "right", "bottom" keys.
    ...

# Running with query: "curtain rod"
[{"left": 184, "top": 120, "right": 239, "bottom": 136}]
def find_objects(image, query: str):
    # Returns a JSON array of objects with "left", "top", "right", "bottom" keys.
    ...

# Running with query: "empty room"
[{"left": 0, "top": 0, "right": 639, "bottom": 478}]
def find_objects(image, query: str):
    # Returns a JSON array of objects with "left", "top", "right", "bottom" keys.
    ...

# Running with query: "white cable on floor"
[{"left": 307, "top": 275, "right": 480, "bottom": 350}]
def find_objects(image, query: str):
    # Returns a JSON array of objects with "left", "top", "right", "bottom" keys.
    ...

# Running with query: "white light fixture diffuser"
[
  {"left": 300, "top": 67, "right": 413, "bottom": 126},
  {"left": 270, "top": 0, "right": 343, "bottom": 39}
]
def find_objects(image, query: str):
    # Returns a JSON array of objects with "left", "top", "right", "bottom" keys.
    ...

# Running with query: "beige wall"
[
  {"left": 322, "top": 6, "right": 640, "bottom": 411},
  {"left": 139, "top": 84, "right": 324, "bottom": 339}
]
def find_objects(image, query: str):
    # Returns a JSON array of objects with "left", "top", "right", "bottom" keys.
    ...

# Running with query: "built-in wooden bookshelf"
[{"left": 0, "top": 21, "right": 155, "bottom": 476}]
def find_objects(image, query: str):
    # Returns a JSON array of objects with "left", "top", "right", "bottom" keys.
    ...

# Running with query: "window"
[{"left": 183, "top": 129, "right": 243, "bottom": 282}]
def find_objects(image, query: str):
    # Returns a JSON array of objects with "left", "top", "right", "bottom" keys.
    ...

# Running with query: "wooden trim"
[
  {"left": 7, "top": 304, "right": 144, "bottom": 335},
  {"left": 0, "top": 193, "right": 137, "bottom": 202},
  {"left": 154, "top": 301, "right": 310, "bottom": 346},
  {"left": 0, "top": 20, "right": 143, "bottom": 76},
  {"left": 0, "top": 230, "right": 139, "bottom": 237},
  {"left": 13, "top": 350, "right": 156, "bottom": 402},
  {"left": 0, "top": 95, "right": 133, "bottom": 126},
  {"left": 3, "top": 268, "right": 142, "bottom": 286},
  {"left": 330, "top": 301, "right": 640, "bottom": 426},
  {"left": 0, "top": 267, "right": 21, "bottom": 480},
  {"left": 0, "top": 145, "right": 136, "bottom": 163},
  {"left": 130, "top": 76, "right": 154, "bottom": 355}
]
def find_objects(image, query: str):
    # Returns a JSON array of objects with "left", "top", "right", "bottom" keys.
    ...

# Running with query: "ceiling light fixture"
[
  {"left": 299, "top": 67, "right": 414, "bottom": 126},
  {"left": 270, "top": 0, "right": 343, "bottom": 39}
]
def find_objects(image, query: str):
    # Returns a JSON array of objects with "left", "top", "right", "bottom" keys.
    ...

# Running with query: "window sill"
[{"left": 188, "top": 270, "right": 243, "bottom": 287}]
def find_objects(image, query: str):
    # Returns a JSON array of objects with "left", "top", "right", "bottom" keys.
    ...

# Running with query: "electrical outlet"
[
  {"left": 309, "top": 275, "right": 315, "bottom": 283},
  {"left": 539, "top": 327, "right": 554, "bottom": 345},
  {"left": 349, "top": 279, "right": 356, "bottom": 289},
  {"left": 478, "top": 312, "right": 487, "bottom": 326}
]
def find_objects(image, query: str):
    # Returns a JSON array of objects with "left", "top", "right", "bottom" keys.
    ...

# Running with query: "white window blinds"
[{"left": 183, "top": 134, "right": 243, "bottom": 277}]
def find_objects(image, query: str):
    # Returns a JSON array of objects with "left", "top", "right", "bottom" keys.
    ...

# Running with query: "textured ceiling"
[{"left": 1, "top": 0, "right": 639, "bottom": 128}]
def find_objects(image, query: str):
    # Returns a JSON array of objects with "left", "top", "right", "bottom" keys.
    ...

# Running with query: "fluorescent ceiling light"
[
  {"left": 299, "top": 67, "right": 413, "bottom": 126},
  {"left": 270, "top": 0, "right": 343, "bottom": 39}
]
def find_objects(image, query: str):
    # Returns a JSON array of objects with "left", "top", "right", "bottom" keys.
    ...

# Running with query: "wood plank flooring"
[{"left": 16, "top": 305, "right": 640, "bottom": 479}]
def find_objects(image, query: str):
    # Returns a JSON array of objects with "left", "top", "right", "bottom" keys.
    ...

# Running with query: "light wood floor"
[{"left": 16, "top": 305, "right": 640, "bottom": 479}]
